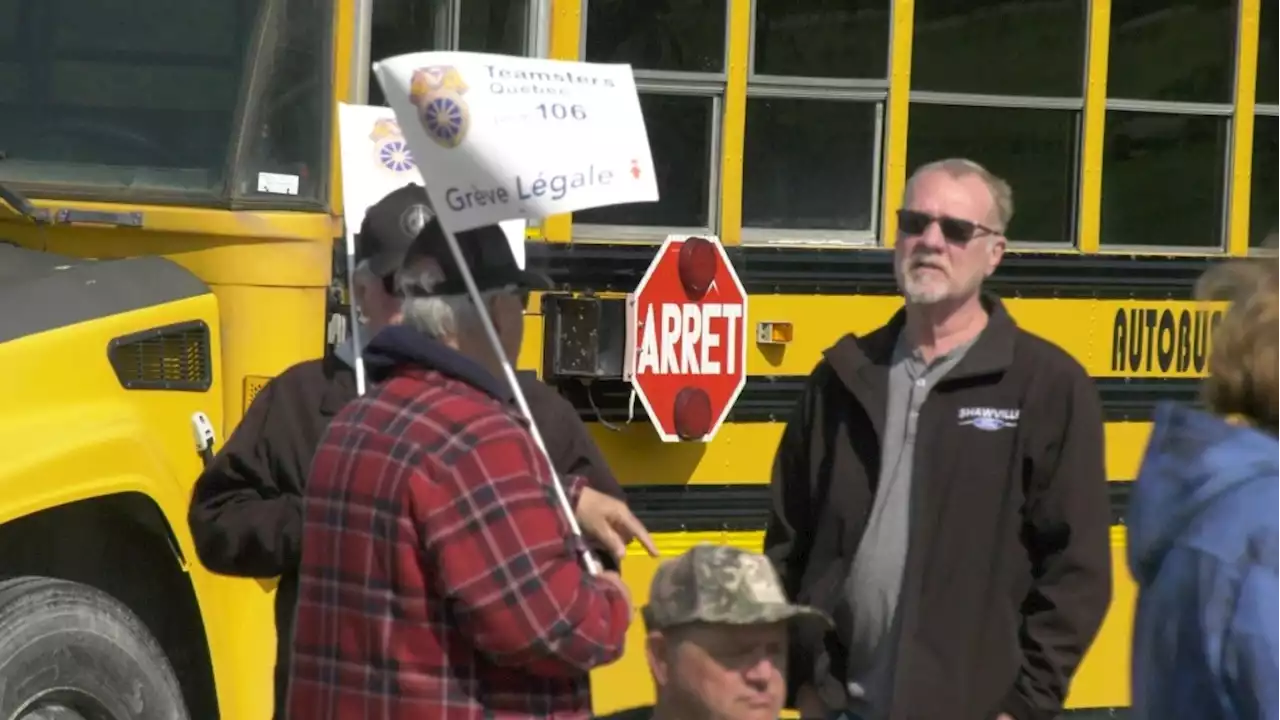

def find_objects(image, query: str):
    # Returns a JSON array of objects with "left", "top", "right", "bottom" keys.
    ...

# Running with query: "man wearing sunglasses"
[{"left": 764, "top": 158, "right": 1112, "bottom": 720}]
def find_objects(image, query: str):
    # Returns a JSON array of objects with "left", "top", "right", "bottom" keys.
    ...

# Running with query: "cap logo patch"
[{"left": 400, "top": 203, "right": 432, "bottom": 238}]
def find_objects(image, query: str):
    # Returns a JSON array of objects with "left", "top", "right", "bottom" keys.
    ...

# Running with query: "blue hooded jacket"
[{"left": 1127, "top": 402, "right": 1279, "bottom": 720}]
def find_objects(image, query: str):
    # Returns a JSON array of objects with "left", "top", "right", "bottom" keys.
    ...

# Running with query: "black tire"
[{"left": 0, "top": 577, "right": 189, "bottom": 720}]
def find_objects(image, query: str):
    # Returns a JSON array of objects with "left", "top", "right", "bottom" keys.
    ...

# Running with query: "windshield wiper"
[{"left": 0, "top": 152, "right": 49, "bottom": 224}]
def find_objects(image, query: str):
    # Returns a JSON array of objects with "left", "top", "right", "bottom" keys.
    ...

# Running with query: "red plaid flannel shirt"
[{"left": 287, "top": 367, "right": 630, "bottom": 719}]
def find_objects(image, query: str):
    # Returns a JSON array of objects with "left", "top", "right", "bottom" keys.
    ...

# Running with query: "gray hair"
[
  {"left": 395, "top": 264, "right": 507, "bottom": 341},
  {"left": 906, "top": 157, "right": 1015, "bottom": 231}
]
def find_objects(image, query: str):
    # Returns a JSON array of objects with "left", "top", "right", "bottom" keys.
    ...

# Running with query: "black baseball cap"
[
  {"left": 358, "top": 184, "right": 550, "bottom": 297},
  {"left": 356, "top": 184, "right": 432, "bottom": 279}
]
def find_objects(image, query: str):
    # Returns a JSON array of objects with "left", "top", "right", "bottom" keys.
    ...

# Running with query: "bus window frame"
[
  {"left": 352, "top": 0, "right": 544, "bottom": 106},
  {"left": 1095, "top": 98, "right": 1236, "bottom": 255},
  {"left": 1248, "top": 102, "right": 1278, "bottom": 254},
  {"left": 905, "top": 91, "right": 1088, "bottom": 251},
  {"left": 523, "top": 0, "right": 1271, "bottom": 255},
  {"left": 897, "top": 0, "right": 1090, "bottom": 253},
  {"left": 352, "top": 0, "right": 375, "bottom": 104},
  {"left": 227, "top": 0, "right": 336, "bottom": 211},
  {"left": 738, "top": 0, "right": 889, "bottom": 248},
  {"left": 0, "top": 0, "right": 335, "bottom": 212},
  {"left": 567, "top": 0, "right": 894, "bottom": 247},
  {"left": 736, "top": 82, "right": 885, "bottom": 249},
  {"left": 570, "top": 0, "right": 731, "bottom": 243},
  {"left": 1094, "top": 0, "right": 1251, "bottom": 255},
  {"left": 574, "top": 76, "right": 725, "bottom": 242}
]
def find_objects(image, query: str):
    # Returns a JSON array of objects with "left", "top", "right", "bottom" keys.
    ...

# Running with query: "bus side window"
[
  {"left": 367, "top": 0, "right": 531, "bottom": 108},
  {"left": 233, "top": 0, "right": 330, "bottom": 203},
  {"left": 0, "top": 0, "right": 256, "bottom": 194},
  {"left": 457, "top": 0, "right": 529, "bottom": 56},
  {"left": 370, "top": 0, "right": 449, "bottom": 107}
]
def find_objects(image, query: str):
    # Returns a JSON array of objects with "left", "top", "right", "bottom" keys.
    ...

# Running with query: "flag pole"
[{"left": 345, "top": 239, "right": 368, "bottom": 396}]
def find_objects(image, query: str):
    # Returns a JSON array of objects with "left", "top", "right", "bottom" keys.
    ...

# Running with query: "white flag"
[
  {"left": 372, "top": 51, "right": 659, "bottom": 233},
  {"left": 337, "top": 102, "right": 527, "bottom": 266}
]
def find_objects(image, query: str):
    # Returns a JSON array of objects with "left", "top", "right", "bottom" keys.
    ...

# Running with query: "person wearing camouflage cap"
[{"left": 596, "top": 543, "right": 831, "bottom": 720}]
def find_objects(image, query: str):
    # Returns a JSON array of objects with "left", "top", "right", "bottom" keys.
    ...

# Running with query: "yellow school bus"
[
  {"left": 0, "top": 0, "right": 344, "bottom": 717},
  {"left": 0, "top": 0, "right": 1274, "bottom": 718}
]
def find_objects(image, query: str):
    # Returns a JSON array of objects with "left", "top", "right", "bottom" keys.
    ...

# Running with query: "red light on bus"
[
  {"left": 678, "top": 236, "right": 717, "bottom": 301},
  {"left": 673, "top": 386, "right": 712, "bottom": 440}
]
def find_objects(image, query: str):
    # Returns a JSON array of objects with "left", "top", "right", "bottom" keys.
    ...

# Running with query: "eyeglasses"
[{"left": 896, "top": 208, "right": 1000, "bottom": 244}]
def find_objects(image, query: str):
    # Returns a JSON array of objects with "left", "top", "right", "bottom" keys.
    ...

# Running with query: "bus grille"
[{"left": 108, "top": 320, "right": 212, "bottom": 391}]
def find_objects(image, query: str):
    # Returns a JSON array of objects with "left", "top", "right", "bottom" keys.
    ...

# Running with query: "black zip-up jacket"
[
  {"left": 764, "top": 296, "right": 1112, "bottom": 720},
  {"left": 187, "top": 344, "right": 627, "bottom": 720}
]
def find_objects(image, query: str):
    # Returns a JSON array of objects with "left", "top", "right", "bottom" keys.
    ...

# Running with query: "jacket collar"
[
  {"left": 361, "top": 325, "right": 514, "bottom": 404},
  {"left": 824, "top": 292, "right": 1017, "bottom": 393}
]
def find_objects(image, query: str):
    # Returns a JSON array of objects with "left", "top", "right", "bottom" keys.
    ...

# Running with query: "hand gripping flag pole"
[{"left": 435, "top": 223, "right": 603, "bottom": 577}]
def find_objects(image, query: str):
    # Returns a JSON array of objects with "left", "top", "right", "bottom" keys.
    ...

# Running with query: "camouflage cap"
[{"left": 641, "top": 543, "right": 832, "bottom": 632}]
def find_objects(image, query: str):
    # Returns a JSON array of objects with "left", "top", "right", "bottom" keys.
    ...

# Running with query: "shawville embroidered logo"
[
  {"left": 957, "top": 406, "right": 1020, "bottom": 431},
  {"left": 409, "top": 66, "right": 470, "bottom": 149},
  {"left": 370, "top": 118, "right": 415, "bottom": 173}
]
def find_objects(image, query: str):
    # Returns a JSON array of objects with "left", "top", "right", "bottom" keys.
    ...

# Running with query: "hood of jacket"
[
  {"left": 1127, "top": 401, "right": 1279, "bottom": 586},
  {"left": 360, "top": 324, "right": 514, "bottom": 404}
]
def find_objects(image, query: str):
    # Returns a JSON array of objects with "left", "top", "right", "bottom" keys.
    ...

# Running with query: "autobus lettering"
[{"left": 1110, "top": 307, "right": 1222, "bottom": 374}]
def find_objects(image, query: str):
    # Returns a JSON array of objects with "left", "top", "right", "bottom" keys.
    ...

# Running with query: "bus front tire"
[{"left": 0, "top": 576, "right": 189, "bottom": 720}]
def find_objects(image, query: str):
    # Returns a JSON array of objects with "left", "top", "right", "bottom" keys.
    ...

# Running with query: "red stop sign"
[{"left": 625, "top": 234, "right": 748, "bottom": 442}]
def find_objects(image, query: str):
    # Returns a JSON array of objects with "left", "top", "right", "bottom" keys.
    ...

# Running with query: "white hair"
[
  {"left": 395, "top": 264, "right": 509, "bottom": 341},
  {"left": 347, "top": 259, "right": 384, "bottom": 324}
]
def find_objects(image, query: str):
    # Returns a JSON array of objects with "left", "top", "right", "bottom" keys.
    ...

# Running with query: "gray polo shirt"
[{"left": 842, "top": 331, "right": 975, "bottom": 719}]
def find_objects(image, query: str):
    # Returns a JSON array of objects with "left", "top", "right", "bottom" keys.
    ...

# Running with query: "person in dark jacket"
[
  {"left": 187, "top": 184, "right": 635, "bottom": 719},
  {"left": 765, "top": 158, "right": 1112, "bottom": 720},
  {"left": 1127, "top": 253, "right": 1278, "bottom": 720}
]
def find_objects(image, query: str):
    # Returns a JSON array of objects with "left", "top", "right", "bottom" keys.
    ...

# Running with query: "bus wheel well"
[{"left": 0, "top": 492, "right": 218, "bottom": 719}]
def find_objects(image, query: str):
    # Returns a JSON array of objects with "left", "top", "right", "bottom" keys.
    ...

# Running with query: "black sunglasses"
[{"left": 896, "top": 208, "right": 1000, "bottom": 244}]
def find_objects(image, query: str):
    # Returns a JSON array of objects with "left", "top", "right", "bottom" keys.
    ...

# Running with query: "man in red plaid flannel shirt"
[{"left": 288, "top": 192, "right": 641, "bottom": 719}]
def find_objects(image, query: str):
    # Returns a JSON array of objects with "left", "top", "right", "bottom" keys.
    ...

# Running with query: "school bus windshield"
[{"left": 0, "top": 0, "right": 331, "bottom": 207}]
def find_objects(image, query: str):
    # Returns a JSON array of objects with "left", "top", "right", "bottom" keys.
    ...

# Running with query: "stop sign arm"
[{"left": 624, "top": 234, "right": 749, "bottom": 443}]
